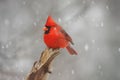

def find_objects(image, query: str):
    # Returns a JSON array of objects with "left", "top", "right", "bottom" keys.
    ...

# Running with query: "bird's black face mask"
[{"left": 44, "top": 26, "right": 51, "bottom": 34}]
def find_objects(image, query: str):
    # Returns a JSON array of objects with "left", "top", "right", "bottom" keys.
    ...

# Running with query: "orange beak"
[{"left": 43, "top": 27, "right": 48, "bottom": 31}]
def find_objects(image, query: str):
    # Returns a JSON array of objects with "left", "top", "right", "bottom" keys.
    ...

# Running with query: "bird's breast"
[{"left": 44, "top": 28, "right": 68, "bottom": 48}]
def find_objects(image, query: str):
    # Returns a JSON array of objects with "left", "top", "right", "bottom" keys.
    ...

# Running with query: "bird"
[{"left": 43, "top": 16, "right": 77, "bottom": 55}]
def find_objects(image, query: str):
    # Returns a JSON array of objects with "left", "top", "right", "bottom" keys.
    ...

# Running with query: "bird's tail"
[{"left": 66, "top": 45, "right": 77, "bottom": 55}]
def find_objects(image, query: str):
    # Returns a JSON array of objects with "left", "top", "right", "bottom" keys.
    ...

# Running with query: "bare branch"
[{"left": 26, "top": 48, "right": 60, "bottom": 80}]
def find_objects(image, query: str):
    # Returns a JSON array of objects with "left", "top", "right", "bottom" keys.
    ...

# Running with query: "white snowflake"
[
  {"left": 71, "top": 69, "right": 75, "bottom": 75},
  {"left": 5, "top": 44, "right": 9, "bottom": 48},
  {"left": 22, "top": 1, "right": 26, "bottom": 5},
  {"left": 118, "top": 48, "right": 120, "bottom": 52},
  {"left": 92, "top": 39, "right": 95, "bottom": 43},
  {"left": 98, "top": 65, "right": 102, "bottom": 70},
  {"left": 4, "top": 19, "right": 10, "bottom": 25},
  {"left": 2, "top": 46, "right": 5, "bottom": 49},
  {"left": 84, "top": 44, "right": 89, "bottom": 51},
  {"left": 100, "top": 22, "right": 104, "bottom": 27},
  {"left": 58, "top": 18, "right": 61, "bottom": 22},
  {"left": 106, "top": 5, "right": 109, "bottom": 10},
  {"left": 33, "top": 22, "right": 37, "bottom": 26}
]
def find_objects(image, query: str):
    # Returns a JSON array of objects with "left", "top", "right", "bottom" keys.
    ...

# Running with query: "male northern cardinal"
[{"left": 43, "top": 16, "right": 77, "bottom": 55}]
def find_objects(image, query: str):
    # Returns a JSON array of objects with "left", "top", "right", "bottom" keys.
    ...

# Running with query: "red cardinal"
[{"left": 43, "top": 16, "right": 77, "bottom": 55}]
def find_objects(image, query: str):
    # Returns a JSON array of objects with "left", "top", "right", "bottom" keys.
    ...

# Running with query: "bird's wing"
[{"left": 60, "top": 28, "right": 74, "bottom": 45}]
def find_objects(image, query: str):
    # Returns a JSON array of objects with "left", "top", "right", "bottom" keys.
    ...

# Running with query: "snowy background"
[{"left": 0, "top": 0, "right": 120, "bottom": 80}]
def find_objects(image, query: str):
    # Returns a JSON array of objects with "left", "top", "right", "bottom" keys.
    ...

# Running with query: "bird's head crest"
[{"left": 45, "top": 16, "right": 57, "bottom": 27}]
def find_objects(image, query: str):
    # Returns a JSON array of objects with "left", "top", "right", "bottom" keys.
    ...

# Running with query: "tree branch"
[{"left": 26, "top": 48, "right": 60, "bottom": 80}]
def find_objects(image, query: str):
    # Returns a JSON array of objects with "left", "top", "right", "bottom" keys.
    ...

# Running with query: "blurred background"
[{"left": 0, "top": 0, "right": 120, "bottom": 80}]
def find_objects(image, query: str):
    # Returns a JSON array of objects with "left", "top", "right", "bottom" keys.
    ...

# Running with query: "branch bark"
[{"left": 26, "top": 48, "right": 60, "bottom": 80}]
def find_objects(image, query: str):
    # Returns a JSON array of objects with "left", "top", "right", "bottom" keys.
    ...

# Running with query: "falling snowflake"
[
  {"left": 92, "top": 39, "right": 95, "bottom": 43},
  {"left": 33, "top": 22, "right": 37, "bottom": 26},
  {"left": 118, "top": 48, "right": 120, "bottom": 52},
  {"left": 98, "top": 65, "right": 102, "bottom": 70},
  {"left": 4, "top": 19, "right": 10, "bottom": 25},
  {"left": 2, "top": 46, "right": 5, "bottom": 49},
  {"left": 58, "top": 18, "right": 61, "bottom": 22},
  {"left": 5, "top": 44, "right": 9, "bottom": 48},
  {"left": 84, "top": 44, "right": 89, "bottom": 51},
  {"left": 106, "top": 5, "right": 109, "bottom": 10},
  {"left": 100, "top": 22, "right": 104, "bottom": 27},
  {"left": 71, "top": 69, "right": 75, "bottom": 75},
  {"left": 22, "top": 1, "right": 26, "bottom": 5}
]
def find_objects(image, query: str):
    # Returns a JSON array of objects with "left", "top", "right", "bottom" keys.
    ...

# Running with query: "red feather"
[{"left": 43, "top": 16, "right": 77, "bottom": 55}]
